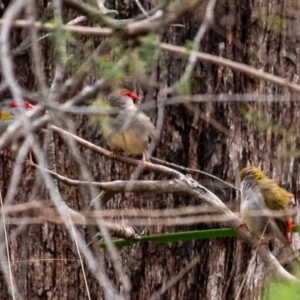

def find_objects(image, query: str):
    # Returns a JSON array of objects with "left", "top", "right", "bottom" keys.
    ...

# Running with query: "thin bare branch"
[
  {"left": 0, "top": 193, "right": 18, "bottom": 300},
  {"left": 51, "top": 125, "right": 183, "bottom": 178},
  {"left": 69, "top": 213, "right": 91, "bottom": 300},
  {"left": 2, "top": 20, "right": 300, "bottom": 93},
  {"left": 180, "top": 0, "right": 217, "bottom": 84},
  {"left": 159, "top": 42, "right": 300, "bottom": 93},
  {"left": 149, "top": 256, "right": 200, "bottom": 300}
]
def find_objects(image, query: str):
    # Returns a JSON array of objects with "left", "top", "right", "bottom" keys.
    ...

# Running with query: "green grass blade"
[
  {"left": 96, "top": 228, "right": 236, "bottom": 249},
  {"left": 95, "top": 225, "right": 300, "bottom": 249}
]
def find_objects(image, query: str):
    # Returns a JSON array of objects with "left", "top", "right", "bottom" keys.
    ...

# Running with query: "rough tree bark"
[{"left": 0, "top": 0, "right": 299, "bottom": 299}]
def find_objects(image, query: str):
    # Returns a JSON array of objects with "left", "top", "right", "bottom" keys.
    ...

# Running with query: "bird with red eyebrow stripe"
[
  {"left": 91, "top": 89, "right": 155, "bottom": 166},
  {"left": 0, "top": 100, "right": 35, "bottom": 163}
]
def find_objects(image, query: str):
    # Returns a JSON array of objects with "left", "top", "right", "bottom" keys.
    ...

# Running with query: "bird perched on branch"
[
  {"left": 91, "top": 89, "right": 155, "bottom": 166},
  {"left": 239, "top": 166, "right": 295, "bottom": 246},
  {"left": 0, "top": 100, "right": 35, "bottom": 163}
]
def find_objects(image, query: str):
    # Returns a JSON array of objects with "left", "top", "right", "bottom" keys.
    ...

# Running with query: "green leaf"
[
  {"left": 176, "top": 77, "right": 192, "bottom": 95},
  {"left": 185, "top": 40, "right": 197, "bottom": 51},
  {"left": 138, "top": 33, "right": 161, "bottom": 72},
  {"left": 262, "top": 273, "right": 300, "bottom": 299},
  {"left": 95, "top": 225, "right": 300, "bottom": 249},
  {"left": 240, "top": 108, "right": 286, "bottom": 134},
  {"left": 96, "top": 228, "right": 236, "bottom": 249}
]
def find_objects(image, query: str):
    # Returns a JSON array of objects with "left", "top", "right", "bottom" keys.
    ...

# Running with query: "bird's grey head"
[{"left": 0, "top": 100, "right": 34, "bottom": 118}]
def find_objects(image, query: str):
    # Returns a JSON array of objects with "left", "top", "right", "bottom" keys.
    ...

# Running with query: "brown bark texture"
[{"left": 0, "top": 0, "right": 299, "bottom": 299}]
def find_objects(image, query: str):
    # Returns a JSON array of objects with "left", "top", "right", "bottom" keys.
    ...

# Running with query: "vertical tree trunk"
[{"left": 0, "top": 0, "right": 298, "bottom": 299}]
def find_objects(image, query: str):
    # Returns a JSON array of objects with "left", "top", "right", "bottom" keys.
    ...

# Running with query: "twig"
[
  {"left": 69, "top": 213, "right": 91, "bottom": 300},
  {"left": 135, "top": 0, "right": 148, "bottom": 17},
  {"left": 63, "top": 0, "right": 117, "bottom": 26},
  {"left": 51, "top": 119, "right": 132, "bottom": 293},
  {"left": 0, "top": 193, "right": 17, "bottom": 300},
  {"left": 180, "top": 0, "right": 217, "bottom": 85},
  {"left": 150, "top": 157, "right": 240, "bottom": 192},
  {"left": 96, "top": 0, "right": 118, "bottom": 16},
  {"left": 26, "top": 1, "right": 48, "bottom": 96},
  {"left": 2, "top": 19, "right": 300, "bottom": 93},
  {"left": 159, "top": 42, "right": 300, "bottom": 93},
  {"left": 149, "top": 256, "right": 200, "bottom": 300},
  {"left": 51, "top": 125, "right": 183, "bottom": 178}
]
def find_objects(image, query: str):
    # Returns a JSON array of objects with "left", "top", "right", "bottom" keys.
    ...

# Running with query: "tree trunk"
[{"left": 0, "top": 0, "right": 299, "bottom": 299}]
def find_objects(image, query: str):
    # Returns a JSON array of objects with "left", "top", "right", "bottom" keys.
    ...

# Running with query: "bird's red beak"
[{"left": 128, "top": 92, "right": 139, "bottom": 101}]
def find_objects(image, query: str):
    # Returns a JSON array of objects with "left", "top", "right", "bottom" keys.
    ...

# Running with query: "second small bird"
[
  {"left": 91, "top": 89, "right": 155, "bottom": 165},
  {"left": 0, "top": 100, "right": 35, "bottom": 163},
  {"left": 239, "top": 166, "right": 295, "bottom": 246}
]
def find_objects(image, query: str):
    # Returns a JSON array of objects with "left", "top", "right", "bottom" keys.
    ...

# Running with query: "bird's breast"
[
  {"left": 107, "top": 129, "right": 148, "bottom": 155},
  {"left": 240, "top": 182, "right": 267, "bottom": 211}
]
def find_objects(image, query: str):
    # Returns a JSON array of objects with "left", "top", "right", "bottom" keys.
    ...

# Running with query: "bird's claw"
[
  {"left": 109, "top": 150, "right": 118, "bottom": 159},
  {"left": 253, "top": 238, "right": 271, "bottom": 248},
  {"left": 138, "top": 160, "right": 147, "bottom": 170}
]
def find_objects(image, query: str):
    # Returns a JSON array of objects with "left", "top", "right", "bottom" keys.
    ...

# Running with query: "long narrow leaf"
[{"left": 96, "top": 225, "right": 300, "bottom": 249}]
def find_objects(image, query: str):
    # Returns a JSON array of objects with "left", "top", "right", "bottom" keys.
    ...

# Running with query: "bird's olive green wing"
[
  {"left": 0, "top": 108, "right": 13, "bottom": 121},
  {"left": 259, "top": 178, "right": 294, "bottom": 211},
  {"left": 259, "top": 178, "right": 294, "bottom": 244}
]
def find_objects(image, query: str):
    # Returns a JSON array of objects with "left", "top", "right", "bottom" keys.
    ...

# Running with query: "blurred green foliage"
[
  {"left": 241, "top": 108, "right": 286, "bottom": 135},
  {"left": 262, "top": 270, "right": 300, "bottom": 299}
]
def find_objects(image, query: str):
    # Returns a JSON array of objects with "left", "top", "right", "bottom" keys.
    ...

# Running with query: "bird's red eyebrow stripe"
[
  {"left": 8, "top": 101, "right": 34, "bottom": 109},
  {"left": 118, "top": 90, "right": 139, "bottom": 101}
]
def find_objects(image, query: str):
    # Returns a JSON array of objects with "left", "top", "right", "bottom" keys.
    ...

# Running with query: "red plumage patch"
[
  {"left": 8, "top": 101, "right": 34, "bottom": 110},
  {"left": 286, "top": 218, "right": 293, "bottom": 232},
  {"left": 285, "top": 218, "right": 293, "bottom": 246},
  {"left": 285, "top": 234, "right": 292, "bottom": 246},
  {"left": 118, "top": 90, "right": 139, "bottom": 101}
]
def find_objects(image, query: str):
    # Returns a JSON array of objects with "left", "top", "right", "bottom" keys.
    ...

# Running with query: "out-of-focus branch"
[
  {"left": 87, "top": 191, "right": 116, "bottom": 211},
  {"left": 0, "top": 0, "right": 195, "bottom": 38},
  {"left": 35, "top": 166, "right": 187, "bottom": 191},
  {"left": 122, "top": 2, "right": 196, "bottom": 37},
  {"left": 1, "top": 201, "right": 299, "bottom": 228},
  {"left": 63, "top": 0, "right": 118, "bottom": 26},
  {"left": 179, "top": 0, "right": 217, "bottom": 87},
  {"left": 159, "top": 42, "right": 300, "bottom": 93},
  {"left": 150, "top": 157, "right": 239, "bottom": 192},
  {"left": 0, "top": 19, "right": 113, "bottom": 35},
  {"left": 26, "top": 2, "right": 48, "bottom": 95},
  {"left": 3, "top": 19, "right": 300, "bottom": 97}
]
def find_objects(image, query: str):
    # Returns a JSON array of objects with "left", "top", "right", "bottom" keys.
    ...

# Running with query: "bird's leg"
[
  {"left": 28, "top": 151, "right": 34, "bottom": 166},
  {"left": 253, "top": 237, "right": 271, "bottom": 247},
  {"left": 109, "top": 149, "right": 119, "bottom": 159},
  {"left": 25, "top": 151, "right": 34, "bottom": 167},
  {"left": 140, "top": 151, "right": 148, "bottom": 169},
  {"left": 238, "top": 222, "right": 270, "bottom": 247}
]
